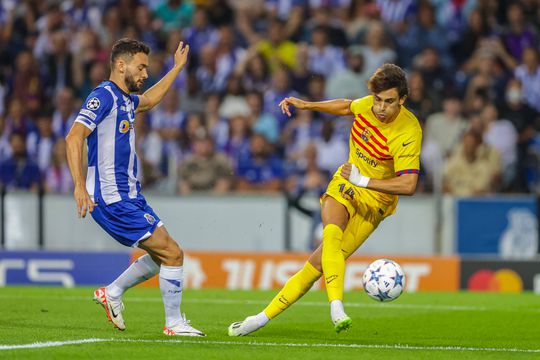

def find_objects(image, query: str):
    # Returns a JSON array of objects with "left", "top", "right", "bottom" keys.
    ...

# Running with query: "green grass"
[{"left": 1, "top": 287, "right": 539, "bottom": 359}]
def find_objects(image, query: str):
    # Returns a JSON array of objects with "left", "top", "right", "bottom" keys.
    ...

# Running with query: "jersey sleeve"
[
  {"left": 349, "top": 98, "right": 363, "bottom": 115},
  {"left": 391, "top": 129, "right": 422, "bottom": 176},
  {"left": 74, "top": 88, "right": 114, "bottom": 132}
]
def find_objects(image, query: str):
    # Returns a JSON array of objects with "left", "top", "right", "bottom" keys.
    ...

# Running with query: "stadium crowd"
[{"left": 1, "top": 0, "right": 540, "bottom": 198}]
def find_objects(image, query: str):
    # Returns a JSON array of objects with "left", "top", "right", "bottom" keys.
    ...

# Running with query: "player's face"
[
  {"left": 125, "top": 52, "right": 149, "bottom": 92},
  {"left": 371, "top": 88, "right": 406, "bottom": 122}
]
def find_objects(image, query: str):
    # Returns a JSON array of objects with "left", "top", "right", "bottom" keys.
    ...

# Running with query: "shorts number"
[{"left": 338, "top": 183, "right": 355, "bottom": 199}]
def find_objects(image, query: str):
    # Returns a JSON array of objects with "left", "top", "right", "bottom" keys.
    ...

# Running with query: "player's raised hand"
[
  {"left": 74, "top": 185, "right": 96, "bottom": 218},
  {"left": 278, "top": 97, "right": 306, "bottom": 117},
  {"left": 173, "top": 42, "right": 190, "bottom": 69},
  {"left": 341, "top": 163, "right": 370, "bottom": 188},
  {"left": 340, "top": 163, "right": 353, "bottom": 180}
]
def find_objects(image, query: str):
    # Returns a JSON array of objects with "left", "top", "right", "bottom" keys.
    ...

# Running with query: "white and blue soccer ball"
[{"left": 362, "top": 259, "right": 405, "bottom": 302}]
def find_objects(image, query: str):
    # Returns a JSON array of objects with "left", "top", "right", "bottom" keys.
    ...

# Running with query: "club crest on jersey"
[
  {"left": 86, "top": 97, "right": 100, "bottom": 110},
  {"left": 361, "top": 129, "right": 372, "bottom": 142},
  {"left": 119, "top": 120, "right": 131, "bottom": 133},
  {"left": 144, "top": 213, "right": 156, "bottom": 225}
]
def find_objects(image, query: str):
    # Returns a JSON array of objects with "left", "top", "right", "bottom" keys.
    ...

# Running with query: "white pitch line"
[
  {"left": 1, "top": 338, "right": 539, "bottom": 354},
  {"left": 0, "top": 295, "right": 491, "bottom": 311}
]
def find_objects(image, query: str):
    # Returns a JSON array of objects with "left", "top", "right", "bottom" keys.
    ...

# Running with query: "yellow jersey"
[{"left": 346, "top": 95, "right": 422, "bottom": 211}]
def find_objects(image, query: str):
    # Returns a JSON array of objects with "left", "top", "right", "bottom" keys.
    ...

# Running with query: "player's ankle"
[
  {"left": 254, "top": 311, "right": 270, "bottom": 327},
  {"left": 330, "top": 299, "right": 346, "bottom": 321},
  {"left": 105, "top": 284, "right": 124, "bottom": 300}
]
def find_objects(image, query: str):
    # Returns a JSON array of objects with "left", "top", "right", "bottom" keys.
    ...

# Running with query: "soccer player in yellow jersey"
[{"left": 228, "top": 63, "right": 422, "bottom": 335}]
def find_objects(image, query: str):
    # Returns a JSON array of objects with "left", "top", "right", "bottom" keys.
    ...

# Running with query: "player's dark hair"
[
  {"left": 110, "top": 38, "right": 150, "bottom": 66},
  {"left": 368, "top": 63, "right": 409, "bottom": 98}
]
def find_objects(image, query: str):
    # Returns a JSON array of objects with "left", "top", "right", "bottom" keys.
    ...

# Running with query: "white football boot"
[
  {"left": 228, "top": 315, "right": 265, "bottom": 336},
  {"left": 93, "top": 287, "right": 126, "bottom": 331},
  {"left": 163, "top": 314, "right": 206, "bottom": 337}
]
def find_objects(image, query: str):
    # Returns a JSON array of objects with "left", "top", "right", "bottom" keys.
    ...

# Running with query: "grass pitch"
[{"left": 1, "top": 287, "right": 539, "bottom": 359}]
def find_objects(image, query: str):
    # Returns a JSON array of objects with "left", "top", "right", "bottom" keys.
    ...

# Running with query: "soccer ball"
[{"left": 362, "top": 259, "right": 405, "bottom": 302}]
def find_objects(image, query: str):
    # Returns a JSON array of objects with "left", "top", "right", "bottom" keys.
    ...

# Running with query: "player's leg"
[
  {"left": 319, "top": 196, "right": 352, "bottom": 332},
  {"left": 138, "top": 226, "right": 205, "bottom": 336},
  {"left": 93, "top": 252, "right": 160, "bottom": 331},
  {"left": 228, "top": 246, "right": 324, "bottom": 336},
  {"left": 105, "top": 253, "right": 161, "bottom": 299}
]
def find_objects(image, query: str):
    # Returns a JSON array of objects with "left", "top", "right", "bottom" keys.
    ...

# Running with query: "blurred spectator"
[
  {"left": 0, "top": 131, "right": 41, "bottom": 192},
  {"left": 196, "top": 45, "right": 226, "bottom": 94},
  {"left": 306, "top": 25, "right": 345, "bottom": 77},
  {"left": 246, "top": 90, "right": 279, "bottom": 144},
  {"left": 443, "top": 130, "right": 501, "bottom": 196},
  {"left": 423, "top": 95, "right": 467, "bottom": 159},
  {"left": 134, "top": 5, "right": 159, "bottom": 51},
  {"left": 236, "top": 133, "right": 284, "bottom": 193},
  {"left": 325, "top": 45, "right": 369, "bottom": 100},
  {"left": 178, "top": 132, "right": 233, "bottom": 195},
  {"left": 500, "top": 3, "right": 537, "bottom": 62},
  {"left": 218, "top": 75, "right": 249, "bottom": 120},
  {"left": 312, "top": 120, "right": 348, "bottom": 175},
  {"left": 234, "top": 46, "right": 270, "bottom": 93},
  {"left": 500, "top": 78, "right": 540, "bottom": 191},
  {"left": 223, "top": 113, "right": 251, "bottom": 170},
  {"left": 256, "top": 19, "right": 298, "bottom": 72},
  {"left": 479, "top": 102, "right": 518, "bottom": 189},
  {"left": 375, "top": 0, "right": 416, "bottom": 32},
  {"left": 452, "top": 8, "right": 492, "bottom": 67},
  {"left": 264, "top": 0, "right": 306, "bottom": 39},
  {"left": 304, "top": 5, "right": 348, "bottom": 47},
  {"left": 98, "top": 6, "right": 123, "bottom": 49},
  {"left": 52, "top": 88, "right": 77, "bottom": 138},
  {"left": 405, "top": 71, "right": 439, "bottom": 124},
  {"left": 396, "top": 2, "right": 451, "bottom": 69},
  {"left": 0, "top": 116, "right": 10, "bottom": 161},
  {"left": 4, "top": 97, "right": 35, "bottom": 138},
  {"left": 359, "top": 21, "right": 396, "bottom": 76},
  {"left": 264, "top": 67, "right": 298, "bottom": 129},
  {"left": 7, "top": 51, "right": 43, "bottom": 113},
  {"left": 27, "top": 109, "right": 56, "bottom": 172},
  {"left": 290, "top": 44, "right": 314, "bottom": 95},
  {"left": 215, "top": 25, "right": 246, "bottom": 87},
  {"left": 183, "top": 7, "right": 219, "bottom": 58},
  {"left": 43, "top": 31, "right": 74, "bottom": 94},
  {"left": 413, "top": 47, "right": 454, "bottom": 97},
  {"left": 154, "top": 0, "right": 194, "bottom": 33},
  {"left": 514, "top": 47, "right": 540, "bottom": 112},
  {"left": 149, "top": 88, "right": 186, "bottom": 169},
  {"left": 44, "top": 139, "right": 73, "bottom": 194},
  {"left": 204, "top": 93, "right": 229, "bottom": 150}
]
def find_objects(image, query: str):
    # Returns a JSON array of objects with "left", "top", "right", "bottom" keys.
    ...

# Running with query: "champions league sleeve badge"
[{"left": 86, "top": 97, "right": 101, "bottom": 110}]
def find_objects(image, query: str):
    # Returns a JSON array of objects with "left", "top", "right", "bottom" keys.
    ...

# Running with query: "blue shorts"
[{"left": 91, "top": 196, "right": 162, "bottom": 247}]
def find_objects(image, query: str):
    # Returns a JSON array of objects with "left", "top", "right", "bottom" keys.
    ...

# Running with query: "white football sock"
[
  {"left": 159, "top": 265, "right": 184, "bottom": 328},
  {"left": 106, "top": 254, "right": 160, "bottom": 299},
  {"left": 330, "top": 299, "right": 347, "bottom": 321},
  {"left": 254, "top": 311, "right": 269, "bottom": 326}
]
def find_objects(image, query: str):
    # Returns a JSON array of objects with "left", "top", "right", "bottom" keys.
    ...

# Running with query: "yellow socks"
[
  {"left": 263, "top": 261, "right": 321, "bottom": 319},
  {"left": 321, "top": 224, "right": 345, "bottom": 302}
]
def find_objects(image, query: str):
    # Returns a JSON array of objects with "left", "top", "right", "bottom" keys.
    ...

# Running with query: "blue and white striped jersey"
[{"left": 74, "top": 80, "right": 141, "bottom": 205}]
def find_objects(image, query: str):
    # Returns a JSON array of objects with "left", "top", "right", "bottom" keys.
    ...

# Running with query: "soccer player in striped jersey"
[
  {"left": 229, "top": 63, "right": 422, "bottom": 335},
  {"left": 66, "top": 39, "right": 205, "bottom": 336}
]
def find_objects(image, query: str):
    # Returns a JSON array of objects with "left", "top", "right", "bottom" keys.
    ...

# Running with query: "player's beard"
[{"left": 124, "top": 71, "right": 141, "bottom": 93}]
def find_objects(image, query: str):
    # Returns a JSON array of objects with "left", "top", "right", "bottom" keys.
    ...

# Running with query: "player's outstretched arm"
[
  {"left": 66, "top": 123, "right": 96, "bottom": 218},
  {"left": 279, "top": 97, "right": 353, "bottom": 117},
  {"left": 136, "top": 42, "right": 189, "bottom": 113},
  {"left": 341, "top": 163, "right": 418, "bottom": 196}
]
